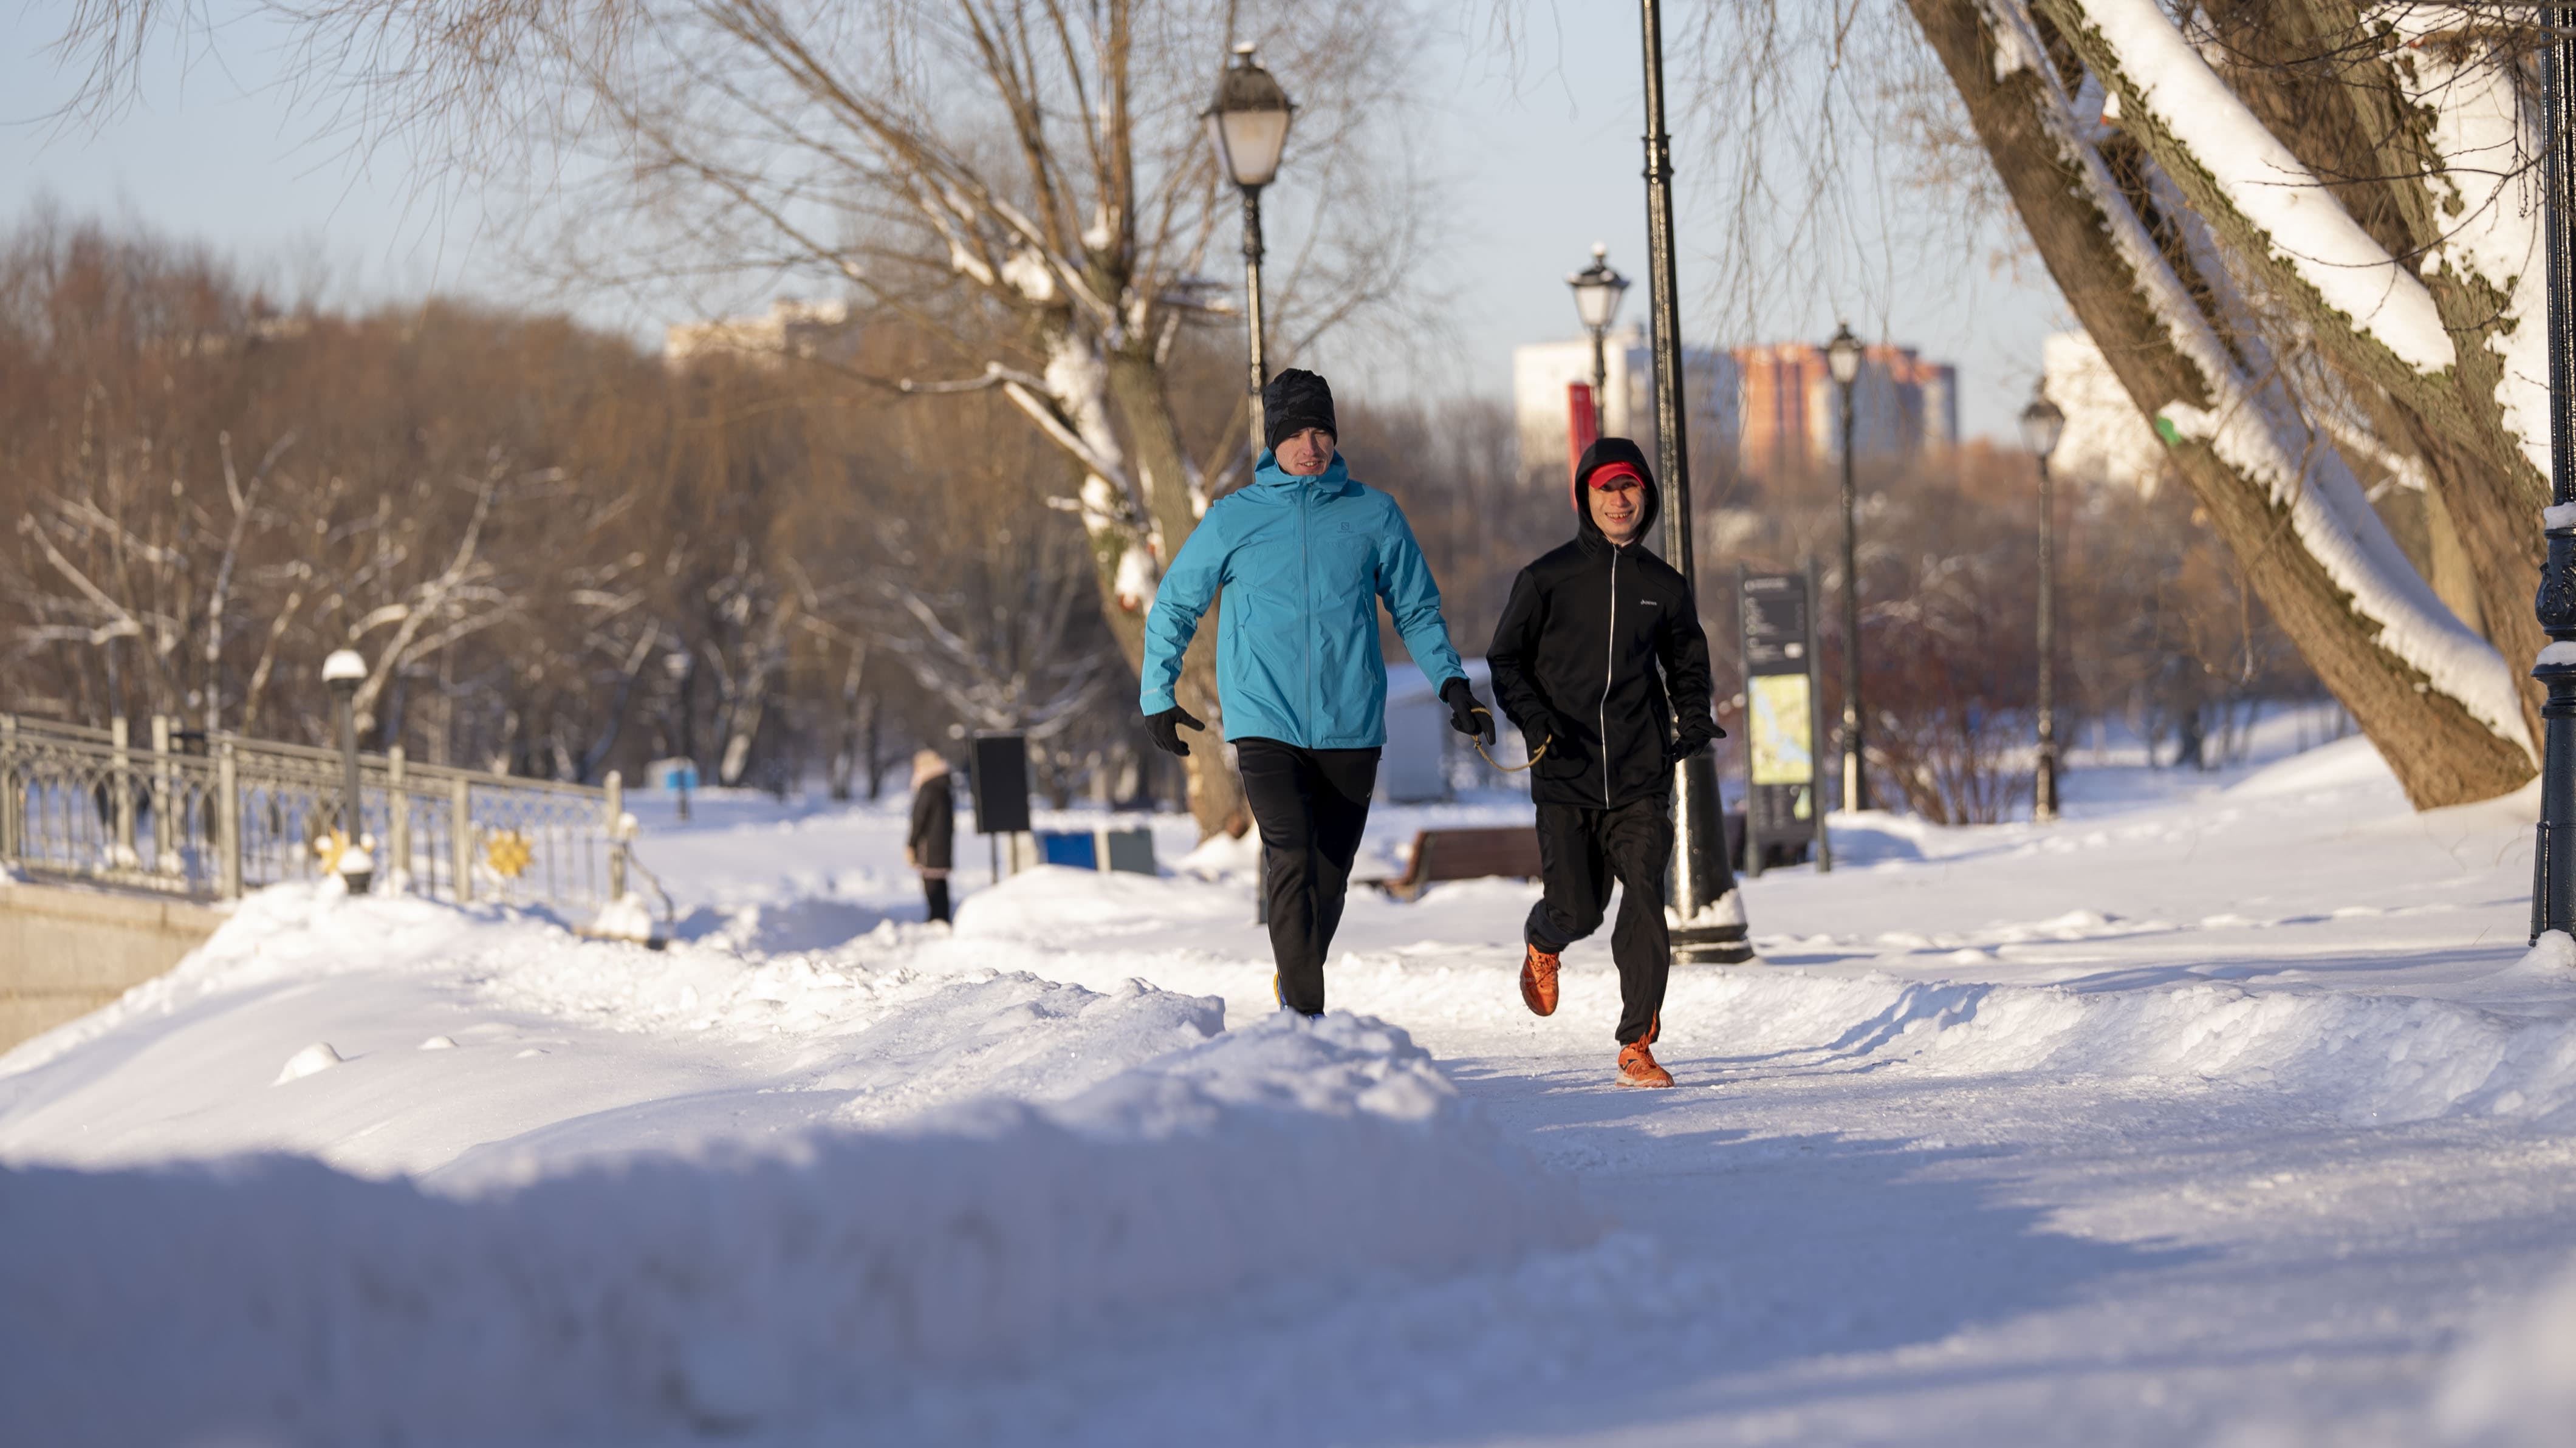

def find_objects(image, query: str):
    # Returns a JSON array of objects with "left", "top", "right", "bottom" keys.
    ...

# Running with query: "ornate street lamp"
[
  {"left": 1825, "top": 321, "right": 1867, "bottom": 813},
  {"left": 323, "top": 647, "right": 371, "bottom": 893},
  {"left": 1567, "top": 243, "right": 1630, "bottom": 434},
  {"left": 1205, "top": 43, "right": 1295, "bottom": 456},
  {"left": 2020, "top": 388, "right": 2068, "bottom": 824},
  {"left": 2534, "top": 15, "right": 2576, "bottom": 942}
]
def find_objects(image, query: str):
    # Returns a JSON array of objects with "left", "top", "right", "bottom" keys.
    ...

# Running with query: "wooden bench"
[{"left": 1366, "top": 826, "right": 1544, "bottom": 903}]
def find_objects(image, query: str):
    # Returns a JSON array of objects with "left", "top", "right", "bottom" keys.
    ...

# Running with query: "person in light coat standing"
[
  {"left": 1139, "top": 368, "right": 1494, "bottom": 1017},
  {"left": 906, "top": 748, "right": 956, "bottom": 924}
]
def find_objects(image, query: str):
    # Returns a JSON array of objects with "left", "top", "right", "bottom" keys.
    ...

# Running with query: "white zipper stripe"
[{"left": 1598, "top": 549, "right": 1617, "bottom": 808}]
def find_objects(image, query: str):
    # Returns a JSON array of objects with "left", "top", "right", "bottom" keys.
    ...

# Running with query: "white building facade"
[
  {"left": 1512, "top": 329, "right": 1739, "bottom": 482},
  {"left": 2040, "top": 330, "right": 2166, "bottom": 494}
]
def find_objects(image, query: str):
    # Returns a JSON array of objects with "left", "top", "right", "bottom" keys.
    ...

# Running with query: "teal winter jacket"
[{"left": 1139, "top": 452, "right": 1465, "bottom": 750}]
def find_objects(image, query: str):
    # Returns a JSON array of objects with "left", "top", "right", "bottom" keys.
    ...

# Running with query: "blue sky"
[{"left": 2, "top": 1, "right": 2066, "bottom": 440}]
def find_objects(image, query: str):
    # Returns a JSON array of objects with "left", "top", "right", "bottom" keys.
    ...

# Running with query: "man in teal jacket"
[{"left": 1140, "top": 368, "right": 1492, "bottom": 1017}]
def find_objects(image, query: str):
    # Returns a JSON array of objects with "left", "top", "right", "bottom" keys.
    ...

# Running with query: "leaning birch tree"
[{"left": 55, "top": 0, "right": 1431, "bottom": 837}]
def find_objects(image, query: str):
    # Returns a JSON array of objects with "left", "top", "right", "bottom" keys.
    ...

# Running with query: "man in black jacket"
[{"left": 1487, "top": 437, "right": 1721, "bottom": 1088}]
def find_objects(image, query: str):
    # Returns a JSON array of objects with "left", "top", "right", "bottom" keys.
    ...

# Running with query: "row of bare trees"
[{"left": 0, "top": 213, "right": 1149, "bottom": 799}]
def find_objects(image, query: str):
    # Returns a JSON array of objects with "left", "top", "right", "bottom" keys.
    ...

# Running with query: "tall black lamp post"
[
  {"left": 1826, "top": 321, "right": 1867, "bottom": 813},
  {"left": 2533, "top": 11, "right": 2576, "bottom": 942},
  {"left": 1636, "top": 0, "right": 1745, "bottom": 961},
  {"left": 323, "top": 647, "right": 370, "bottom": 894},
  {"left": 2020, "top": 388, "right": 2067, "bottom": 823},
  {"left": 1206, "top": 43, "right": 1295, "bottom": 456},
  {"left": 1567, "top": 243, "right": 1630, "bottom": 435}
]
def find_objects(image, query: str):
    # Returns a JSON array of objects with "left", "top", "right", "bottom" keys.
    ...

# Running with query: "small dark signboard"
[{"left": 970, "top": 731, "right": 1032, "bottom": 836}]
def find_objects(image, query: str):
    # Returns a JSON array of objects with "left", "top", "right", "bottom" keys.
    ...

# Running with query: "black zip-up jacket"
[{"left": 1487, "top": 437, "right": 1717, "bottom": 810}]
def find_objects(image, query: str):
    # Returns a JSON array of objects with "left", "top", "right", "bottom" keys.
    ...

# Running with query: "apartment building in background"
[
  {"left": 664, "top": 298, "right": 861, "bottom": 367},
  {"left": 1733, "top": 342, "right": 1958, "bottom": 477}
]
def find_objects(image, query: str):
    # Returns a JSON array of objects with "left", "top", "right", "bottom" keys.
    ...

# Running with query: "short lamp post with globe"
[
  {"left": 2020, "top": 388, "right": 2069, "bottom": 823},
  {"left": 323, "top": 648, "right": 372, "bottom": 893}
]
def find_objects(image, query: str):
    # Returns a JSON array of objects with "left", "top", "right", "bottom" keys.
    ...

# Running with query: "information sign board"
[{"left": 1737, "top": 568, "right": 1828, "bottom": 870}]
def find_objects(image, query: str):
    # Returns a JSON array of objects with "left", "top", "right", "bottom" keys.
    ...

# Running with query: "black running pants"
[
  {"left": 1236, "top": 737, "right": 1380, "bottom": 1016},
  {"left": 1525, "top": 796, "right": 1672, "bottom": 1045}
]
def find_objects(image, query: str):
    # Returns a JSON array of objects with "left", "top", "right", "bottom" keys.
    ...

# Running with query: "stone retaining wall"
[{"left": 0, "top": 881, "right": 224, "bottom": 1053}]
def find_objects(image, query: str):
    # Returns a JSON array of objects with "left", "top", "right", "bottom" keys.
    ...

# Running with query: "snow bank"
[
  {"left": 954, "top": 862, "right": 1247, "bottom": 935},
  {"left": 2221, "top": 734, "right": 2391, "bottom": 799},
  {"left": 0, "top": 1013, "right": 1594, "bottom": 1446},
  {"left": 2436, "top": 1257, "right": 2576, "bottom": 1445},
  {"left": 1665, "top": 967, "right": 2576, "bottom": 1127},
  {"left": 2502, "top": 932, "right": 2576, "bottom": 985}
]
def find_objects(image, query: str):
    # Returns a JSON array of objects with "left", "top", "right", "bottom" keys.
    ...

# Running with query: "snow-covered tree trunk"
[
  {"left": 1106, "top": 344, "right": 1242, "bottom": 836},
  {"left": 1906, "top": 0, "right": 2535, "bottom": 808},
  {"left": 2041, "top": 0, "right": 2550, "bottom": 745}
]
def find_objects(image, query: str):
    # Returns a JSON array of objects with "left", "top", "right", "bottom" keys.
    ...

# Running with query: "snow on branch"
[
  {"left": 2389, "top": 5, "right": 2554, "bottom": 484},
  {"left": 2061, "top": 0, "right": 2458, "bottom": 376}
]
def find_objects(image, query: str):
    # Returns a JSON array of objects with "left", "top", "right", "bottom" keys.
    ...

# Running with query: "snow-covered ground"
[{"left": 5, "top": 724, "right": 2574, "bottom": 1446}]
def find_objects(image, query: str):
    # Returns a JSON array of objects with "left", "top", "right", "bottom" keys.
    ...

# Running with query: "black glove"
[
  {"left": 1665, "top": 717, "right": 1725, "bottom": 766},
  {"left": 1145, "top": 704, "right": 1206, "bottom": 757},
  {"left": 1440, "top": 678, "right": 1496, "bottom": 747},
  {"left": 1522, "top": 709, "right": 1572, "bottom": 760}
]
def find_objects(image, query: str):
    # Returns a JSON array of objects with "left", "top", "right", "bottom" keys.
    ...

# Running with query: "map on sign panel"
[{"left": 1749, "top": 673, "right": 1815, "bottom": 787}]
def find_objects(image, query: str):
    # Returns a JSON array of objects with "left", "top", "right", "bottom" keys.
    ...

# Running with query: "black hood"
[{"left": 1570, "top": 436, "right": 1659, "bottom": 546}]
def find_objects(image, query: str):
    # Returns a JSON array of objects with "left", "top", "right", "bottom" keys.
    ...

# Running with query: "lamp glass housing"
[
  {"left": 1205, "top": 48, "right": 1294, "bottom": 188},
  {"left": 2020, "top": 393, "right": 2067, "bottom": 458},
  {"left": 1825, "top": 323, "right": 1864, "bottom": 387},
  {"left": 1567, "top": 244, "right": 1629, "bottom": 332},
  {"left": 323, "top": 649, "right": 367, "bottom": 686}
]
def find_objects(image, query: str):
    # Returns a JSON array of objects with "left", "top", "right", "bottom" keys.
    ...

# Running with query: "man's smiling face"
[{"left": 1589, "top": 471, "right": 1643, "bottom": 545}]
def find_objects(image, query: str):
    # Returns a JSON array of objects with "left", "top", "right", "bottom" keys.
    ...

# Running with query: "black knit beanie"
[{"left": 1262, "top": 368, "right": 1337, "bottom": 455}]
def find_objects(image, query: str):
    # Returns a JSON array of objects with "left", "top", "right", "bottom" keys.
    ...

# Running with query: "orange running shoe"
[
  {"left": 1616, "top": 1038, "right": 1674, "bottom": 1088},
  {"left": 1519, "top": 944, "right": 1561, "bottom": 1017}
]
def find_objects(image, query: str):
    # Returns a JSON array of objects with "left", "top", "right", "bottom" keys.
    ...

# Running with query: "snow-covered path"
[{"left": 5, "top": 735, "right": 2574, "bottom": 1445}]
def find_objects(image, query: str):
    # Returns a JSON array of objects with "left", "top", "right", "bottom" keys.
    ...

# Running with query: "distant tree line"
[{"left": 0, "top": 214, "right": 1162, "bottom": 803}]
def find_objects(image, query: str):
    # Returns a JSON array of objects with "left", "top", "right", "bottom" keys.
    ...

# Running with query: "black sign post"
[{"left": 1736, "top": 564, "right": 1831, "bottom": 875}]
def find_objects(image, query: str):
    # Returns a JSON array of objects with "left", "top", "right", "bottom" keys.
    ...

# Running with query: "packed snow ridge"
[{"left": 1, "top": 921, "right": 1590, "bottom": 1441}]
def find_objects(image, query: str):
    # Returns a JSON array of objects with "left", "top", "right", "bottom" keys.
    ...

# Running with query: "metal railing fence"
[{"left": 0, "top": 713, "right": 632, "bottom": 911}]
